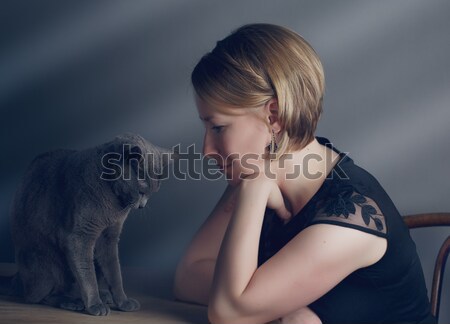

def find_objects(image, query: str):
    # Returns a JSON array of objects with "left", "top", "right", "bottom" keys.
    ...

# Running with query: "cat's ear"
[
  {"left": 124, "top": 145, "right": 144, "bottom": 163},
  {"left": 124, "top": 146, "right": 145, "bottom": 179},
  {"left": 104, "top": 142, "right": 144, "bottom": 167}
]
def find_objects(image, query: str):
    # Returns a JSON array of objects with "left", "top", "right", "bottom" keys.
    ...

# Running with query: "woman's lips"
[{"left": 217, "top": 163, "right": 232, "bottom": 171}]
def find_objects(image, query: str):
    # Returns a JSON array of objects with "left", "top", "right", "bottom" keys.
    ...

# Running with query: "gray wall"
[{"left": 1, "top": 0, "right": 449, "bottom": 321}]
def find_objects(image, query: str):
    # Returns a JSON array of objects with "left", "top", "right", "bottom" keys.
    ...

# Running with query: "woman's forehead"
[
  {"left": 197, "top": 110, "right": 232, "bottom": 122},
  {"left": 196, "top": 99, "right": 224, "bottom": 120}
]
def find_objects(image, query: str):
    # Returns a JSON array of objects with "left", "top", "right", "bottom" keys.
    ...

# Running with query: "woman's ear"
[{"left": 265, "top": 98, "right": 281, "bottom": 132}]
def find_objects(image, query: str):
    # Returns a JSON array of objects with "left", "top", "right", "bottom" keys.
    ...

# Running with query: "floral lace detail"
[
  {"left": 313, "top": 181, "right": 387, "bottom": 235},
  {"left": 322, "top": 189, "right": 384, "bottom": 231}
]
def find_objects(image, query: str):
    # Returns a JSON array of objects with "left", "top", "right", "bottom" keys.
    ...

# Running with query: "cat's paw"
[
  {"left": 60, "top": 299, "right": 84, "bottom": 311},
  {"left": 86, "top": 302, "right": 110, "bottom": 316},
  {"left": 116, "top": 298, "right": 140, "bottom": 312},
  {"left": 99, "top": 289, "right": 113, "bottom": 305}
]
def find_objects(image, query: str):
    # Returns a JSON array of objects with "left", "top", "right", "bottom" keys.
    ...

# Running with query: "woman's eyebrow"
[{"left": 199, "top": 116, "right": 213, "bottom": 121}]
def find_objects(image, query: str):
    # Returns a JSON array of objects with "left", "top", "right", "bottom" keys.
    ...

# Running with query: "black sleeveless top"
[{"left": 258, "top": 137, "right": 436, "bottom": 324}]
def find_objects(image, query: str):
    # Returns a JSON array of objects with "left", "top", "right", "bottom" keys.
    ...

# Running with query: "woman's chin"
[
  {"left": 225, "top": 169, "right": 257, "bottom": 186},
  {"left": 225, "top": 171, "right": 243, "bottom": 186}
]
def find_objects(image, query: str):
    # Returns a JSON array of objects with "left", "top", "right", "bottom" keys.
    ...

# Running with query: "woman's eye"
[{"left": 211, "top": 126, "right": 224, "bottom": 133}]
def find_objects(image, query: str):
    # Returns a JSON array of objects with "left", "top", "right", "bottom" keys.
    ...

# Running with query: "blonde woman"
[{"left": 173, "top": 24, "right": 436, "bottom": 324}]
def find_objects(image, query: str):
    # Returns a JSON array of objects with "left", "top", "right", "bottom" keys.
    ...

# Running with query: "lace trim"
[{"left": 314, "top": 185, "right": 387, "bottom": 235}]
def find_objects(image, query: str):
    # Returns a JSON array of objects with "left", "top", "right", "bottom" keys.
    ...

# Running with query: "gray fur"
[{"left": 10, "top": 133, "right": 172, "bottom": 316}]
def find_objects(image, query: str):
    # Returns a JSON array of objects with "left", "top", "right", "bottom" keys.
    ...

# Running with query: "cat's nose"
[{"left": 139, "top": 196, "right": 148, "bottom": 208}]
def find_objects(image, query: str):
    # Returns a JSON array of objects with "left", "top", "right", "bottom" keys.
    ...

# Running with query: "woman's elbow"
[
  {"left": 173, "top": 262, "right": 190, "bottom": 301},
  {"left": 173, "top": 259, "right": 187, "bottom": 296},
  {"left": 208, "top": 305, "right": 236, "bottom": 324},
  {"left": 172, "top": 276, "right": 195, "bottom": 303},
  {"left": 208, "top": 298, "right": 255, "bottom": 324},
  {"left": 172, "top": 281, "right": 185, "bottom": 302},
  {"left": 172, "top": 260, "right": 211, "bottom": 305}
]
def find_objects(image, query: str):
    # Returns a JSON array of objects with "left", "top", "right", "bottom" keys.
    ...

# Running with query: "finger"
[
  {"left": 276, "top": 207, "right": 292, "bottom": 222},
  {"left": 270, "top": 184, "right": 292, "bottom": 221}
]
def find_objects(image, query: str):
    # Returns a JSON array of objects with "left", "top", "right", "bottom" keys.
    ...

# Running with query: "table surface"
[
  {"left": 0, "top": 263, "right": 282, "bottom": 324},
  {"left": 0, "top": 263, "right": 209, "bottom": 324},
  {"left": 0, "top": 293, "right": 209, "bottom": 324}
]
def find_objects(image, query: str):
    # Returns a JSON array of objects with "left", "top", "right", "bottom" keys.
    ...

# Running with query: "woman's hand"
[
  {"left": 266, "top": 178, "right": 292, "bottom": 223},
  {"left": 241, "top": 174, "right": 292, "bottom": 222}
]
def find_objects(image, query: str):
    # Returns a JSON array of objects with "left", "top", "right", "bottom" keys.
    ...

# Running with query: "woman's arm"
[
  {"left": 173, "top": 181, "right": 322, "bottom": 324},
  {"left": 173, "top": 184, "right": 237, "bottom": 305},
  {"left": 208, "top": 176, "right": 387, "bottom": 324}
]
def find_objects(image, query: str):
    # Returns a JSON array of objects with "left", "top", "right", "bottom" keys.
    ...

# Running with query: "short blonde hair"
[{"left": 192, "top": 23, "right": 325, "bottom": 158}]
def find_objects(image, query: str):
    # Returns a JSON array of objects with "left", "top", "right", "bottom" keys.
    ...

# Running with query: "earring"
[{"left": 270, "top": 129, "right": 278, "bottom": 154}]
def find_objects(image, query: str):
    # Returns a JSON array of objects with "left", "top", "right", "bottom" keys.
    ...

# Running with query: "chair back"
[{"left": 403, "top": 213, "right": 450, "bottom": 323}]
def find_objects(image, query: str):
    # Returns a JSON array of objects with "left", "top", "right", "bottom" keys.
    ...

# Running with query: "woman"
[{"left": 173, "top": 24, "right": 436, "bottom": 324}]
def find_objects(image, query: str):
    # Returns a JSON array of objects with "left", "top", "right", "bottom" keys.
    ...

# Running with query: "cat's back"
[
  {"left": 16, "top": 148, "right": 76, "bottom": 196},
  {"left": 11, "top": 149, "right": 76, "bottom": 243}
]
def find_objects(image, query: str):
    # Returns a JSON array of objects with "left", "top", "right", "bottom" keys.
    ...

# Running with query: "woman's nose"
[{"left": 202, "top": 131, "right": 218, "bottom": 158}]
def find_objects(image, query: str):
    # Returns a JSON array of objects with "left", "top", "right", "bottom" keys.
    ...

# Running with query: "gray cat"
[{"left": 8, "top": 133, "right": 173, "bottom": 316}]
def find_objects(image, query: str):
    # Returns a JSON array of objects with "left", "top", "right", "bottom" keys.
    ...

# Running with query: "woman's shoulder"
[
  {"left": 305, "top": 142, "right": 391, "bottom": 239},
  {"left": 310, "top": 177, "right": 388, "bottom": 238}
]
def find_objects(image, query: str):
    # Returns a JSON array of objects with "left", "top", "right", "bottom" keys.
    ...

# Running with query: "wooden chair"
[{"left": 403, "top": 213, "right": 450, "bottom": 323}]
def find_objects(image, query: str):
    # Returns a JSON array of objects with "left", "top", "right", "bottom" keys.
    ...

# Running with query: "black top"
[{"left": 258, "top": 136, "right": 436, "bottom": 324}]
